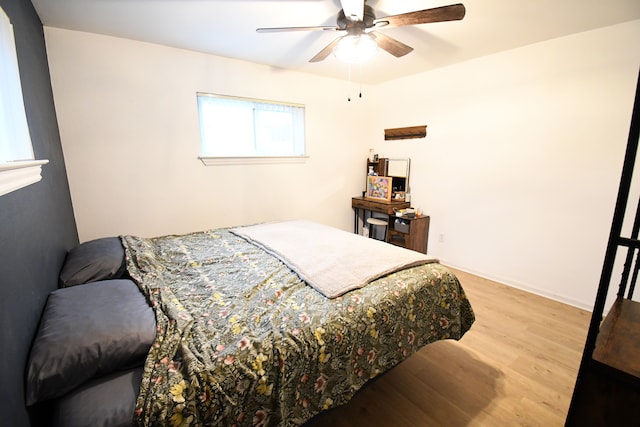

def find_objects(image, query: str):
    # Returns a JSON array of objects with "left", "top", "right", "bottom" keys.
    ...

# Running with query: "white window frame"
[
  {"left": 196, "top": 93, "right": 308, "bottom": 165},
  {"left": 0, "top": 6, "right": 47, "bottom": 196}
]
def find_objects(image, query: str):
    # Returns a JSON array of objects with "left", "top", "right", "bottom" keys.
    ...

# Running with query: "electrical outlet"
[{"left": 439, "top": 233, "right": 444, "bottom": 243}]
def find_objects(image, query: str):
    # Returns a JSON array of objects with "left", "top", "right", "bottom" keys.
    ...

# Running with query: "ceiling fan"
[{"left": 256, "top": 0, "right": 466, "bottom": 63}]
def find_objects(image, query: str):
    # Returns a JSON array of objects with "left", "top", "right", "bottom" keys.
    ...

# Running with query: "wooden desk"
[
  {"left": 351, "top": 196, "right": 410, "bottom": 234},
  {"left": 352, "top": 197, "right": 430, "bottom": 254}
]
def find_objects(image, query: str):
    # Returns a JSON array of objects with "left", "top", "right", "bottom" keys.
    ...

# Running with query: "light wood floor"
[{"left": 304, "top": 267, "right": 591, "bottom": 427}]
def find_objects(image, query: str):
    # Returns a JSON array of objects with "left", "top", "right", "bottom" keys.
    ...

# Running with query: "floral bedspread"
[{"left": 122, "top": 228, "right": 475, "bottom": 427}]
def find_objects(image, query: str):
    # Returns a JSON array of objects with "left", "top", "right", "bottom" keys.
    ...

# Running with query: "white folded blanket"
[{"left": 231, "top": 220, "right": 438, "bottom": 298}]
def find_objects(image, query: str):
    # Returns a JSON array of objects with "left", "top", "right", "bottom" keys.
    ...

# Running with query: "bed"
[{"left": 26, "top": 220, "right": 474, "bottom": 427}]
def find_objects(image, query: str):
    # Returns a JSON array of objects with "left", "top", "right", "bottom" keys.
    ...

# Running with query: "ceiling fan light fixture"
[{"left": 333, "top": 34, "right": 378, "bottom": 64}]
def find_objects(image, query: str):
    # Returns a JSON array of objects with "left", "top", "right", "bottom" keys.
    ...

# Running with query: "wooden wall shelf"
[{"left": 384, "top": 125, "right": 427, "bottom": 141}]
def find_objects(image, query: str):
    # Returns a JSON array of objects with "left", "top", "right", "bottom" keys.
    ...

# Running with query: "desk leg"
[{"left": 353, "top": 208, "right": 359, "bottom": 234}]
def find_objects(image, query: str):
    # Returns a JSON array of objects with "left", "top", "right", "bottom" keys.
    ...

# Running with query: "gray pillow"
[
  {"left": 26, "top": 279, "right": 155, "bottom": 406},
  {"left": 52, "top": 367, "right": 143, "bottom": 427},
  {"left": 59, "top": 237, "right": 127, "bottom": 287}
]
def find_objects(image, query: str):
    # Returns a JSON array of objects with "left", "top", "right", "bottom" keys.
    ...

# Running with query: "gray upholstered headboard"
[{"left": 0, "top": 1, "right": 78, "bottom": 426}]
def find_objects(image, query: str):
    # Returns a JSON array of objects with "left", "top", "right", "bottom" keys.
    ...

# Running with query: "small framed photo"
[{"left": 366, "top": 176, "right": 392, "bottom": 201}]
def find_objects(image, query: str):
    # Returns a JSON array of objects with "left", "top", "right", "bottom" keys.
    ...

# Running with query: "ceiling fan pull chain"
[
  {"left": 347, "top": 63, "right": 352, "bottom": 102},
  {"left": 359, "top": 62, "right": 363, "bottom": 98}
]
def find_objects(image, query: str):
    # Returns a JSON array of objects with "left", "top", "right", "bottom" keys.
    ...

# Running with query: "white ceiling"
[{"left": 31, "top": 0, "right": 640, "bottom": 85}]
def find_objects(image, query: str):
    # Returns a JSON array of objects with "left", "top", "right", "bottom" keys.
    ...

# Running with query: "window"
[
  {"left": 197, "top": 93, "right": 306, "bottom": 165},
  {"left": 0, "top": 6, "right": 47, "bottom": 196}
]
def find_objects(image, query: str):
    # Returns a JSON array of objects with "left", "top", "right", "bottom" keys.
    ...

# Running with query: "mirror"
[{"left": 387, "top": 158, "right": 410, "bottom": 197}]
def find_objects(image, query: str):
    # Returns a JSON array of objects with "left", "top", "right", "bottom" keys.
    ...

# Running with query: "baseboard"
[{"left": 441, "top": 261, "right": 594, "bottom": 312}]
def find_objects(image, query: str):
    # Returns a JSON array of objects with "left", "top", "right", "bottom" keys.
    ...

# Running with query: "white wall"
[
  {"left": 45, "top": 21, "right": 640, "bottom": 310},
  {"left": 370, "top": 20, "right": 640, "bottom": 309},
  {"left": 44, "top": 28, "right": 371, "bottom": 241}
]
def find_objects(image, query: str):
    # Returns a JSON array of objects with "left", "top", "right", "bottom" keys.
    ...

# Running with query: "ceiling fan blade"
[
  {"left": 374, "top": 3, "right": 466, "bottom": 28},
  {"left": 370, "top": 31, "right": 413, "bottom": 58},
  {"left": 257, "top": 26, "right": 337, "bottom": 33},
  {"left": 340, "top": 0, "right": 364, "bottom": 22},
  {"left": 309, "top": 36, "right": 343, "bottom": 63}
]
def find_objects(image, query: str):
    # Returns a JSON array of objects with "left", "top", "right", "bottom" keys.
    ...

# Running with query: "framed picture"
[{"left": 365, "top": 176, "right": 392, "bottom": 201}]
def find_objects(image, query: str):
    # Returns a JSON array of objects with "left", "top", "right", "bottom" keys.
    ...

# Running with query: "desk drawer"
[
  {"left": 352, "top": 197, "right": 409, "bottom": 215},
  {"left": 352, "top": 198, "right": 375, "bottom": 210}
]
